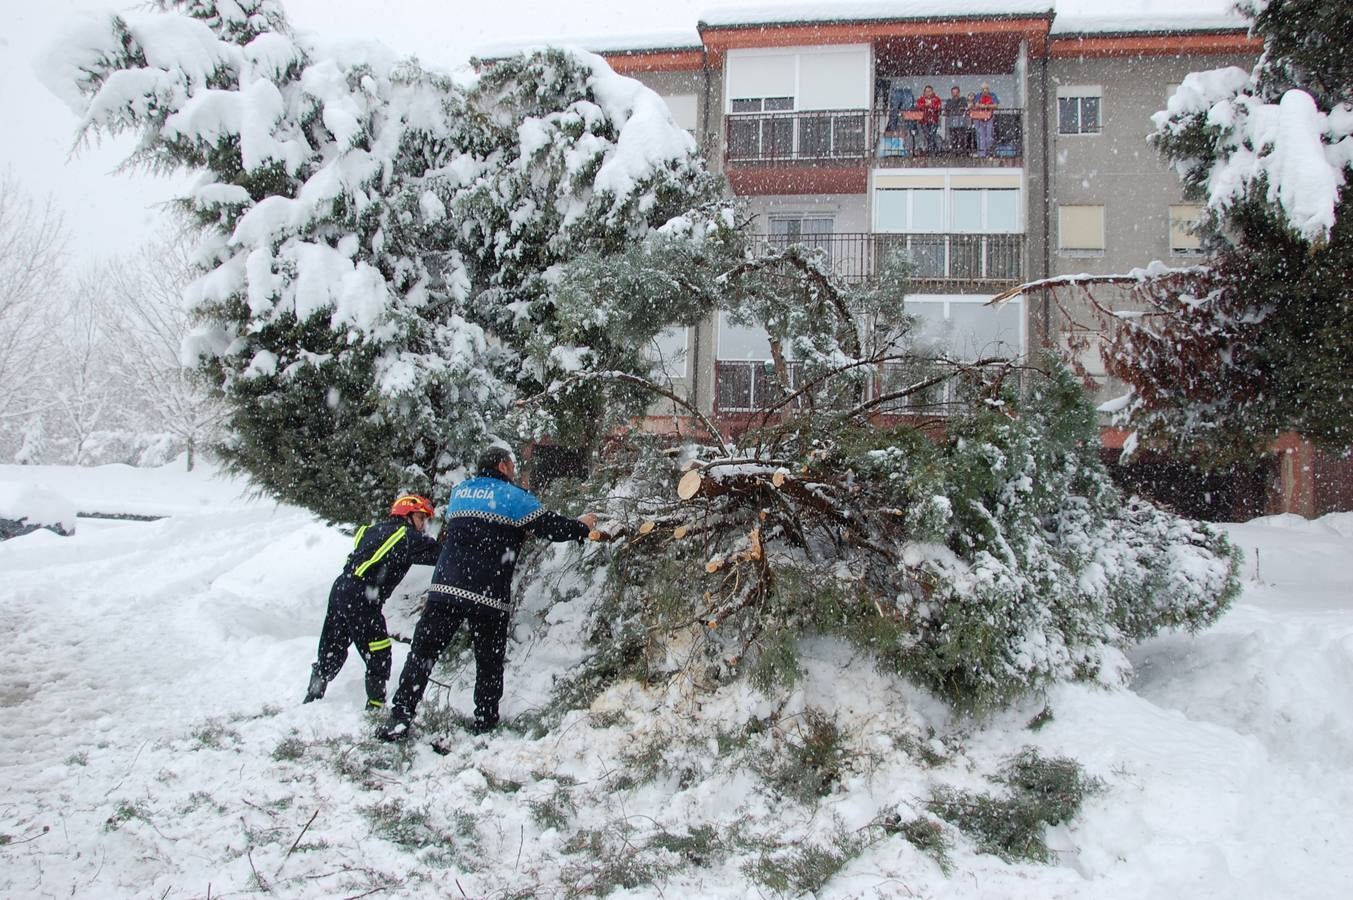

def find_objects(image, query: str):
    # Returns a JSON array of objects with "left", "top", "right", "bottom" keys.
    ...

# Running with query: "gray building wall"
[
  {"left": 742, "top": 194, "right": 870, "bottom": 234},
  {"left": 1045, "top": 52, "right": 1254, "bottom": 277},
  {"left": 625, "top": 66, "right": 723, "bottom": 419},
  {"left": 1040, "top": 51, "right": 1255, "bottom": 400}
]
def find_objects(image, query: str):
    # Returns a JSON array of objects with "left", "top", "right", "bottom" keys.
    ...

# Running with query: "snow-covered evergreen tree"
[
  {"left": 1105, "top": 0, "right": 1353, "bottom": 459},
  {"left": 44, "top": 0, "right": 723, "bottom": 520}
]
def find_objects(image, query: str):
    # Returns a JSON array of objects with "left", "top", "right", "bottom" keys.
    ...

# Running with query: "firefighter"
[
  {"left": 379, "top": 447, "right": 597, "bottom": 742},
  {"left": 304, "top": 493, "right": 442, "bottom": 710}
]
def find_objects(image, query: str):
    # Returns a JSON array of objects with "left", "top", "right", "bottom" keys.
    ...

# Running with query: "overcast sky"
[{"left": 3, "top": 0, "right": 1234, "bottom": 265}]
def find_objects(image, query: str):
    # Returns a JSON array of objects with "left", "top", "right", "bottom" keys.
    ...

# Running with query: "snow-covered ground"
[{"left": 1, "top": 460, "right": 1350, "bottom": 898}]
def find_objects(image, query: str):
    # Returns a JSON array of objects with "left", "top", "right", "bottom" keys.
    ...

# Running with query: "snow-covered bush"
[
  {"left": 895, "top": 365, "right": 1240, "bottom": 708},
  {"left": 45, "top": 0, "right": 724, "bottom": 522}
]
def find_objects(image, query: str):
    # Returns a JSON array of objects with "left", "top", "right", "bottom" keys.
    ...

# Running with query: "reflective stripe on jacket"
[
  {"left": 337, "top": 516, "right": 441, "bottom": 604},
  {"left": 429, "top": 473, "right": 588, "bottom": 613}
]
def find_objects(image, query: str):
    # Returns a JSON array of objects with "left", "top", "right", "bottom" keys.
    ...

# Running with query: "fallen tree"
[{"left": 527, "top": 356, "right": 1240, "bottom": 715}]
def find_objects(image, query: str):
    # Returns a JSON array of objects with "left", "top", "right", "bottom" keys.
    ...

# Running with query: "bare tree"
[
  {"left": 45, "top": 270, "right": 122, "bottom": 464},
  {"left": 0, "top": 173, "right": 67, "bottom": 443},
  {"left": 100, "top": 228, "right": 226, "bottom": 470}
]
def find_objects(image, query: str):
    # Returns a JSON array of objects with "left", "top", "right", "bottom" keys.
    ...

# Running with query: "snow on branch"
[{"left": 1154, "top": 67, "right": 1353, "bottom": 243}]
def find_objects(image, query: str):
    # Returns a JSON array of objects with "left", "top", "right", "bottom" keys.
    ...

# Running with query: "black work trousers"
[
  {"left": 314, "top": 576, "right": 392, "bottom": 704},
  {"left": 389, "top": 598, "right": 509, "bottom": 730}
]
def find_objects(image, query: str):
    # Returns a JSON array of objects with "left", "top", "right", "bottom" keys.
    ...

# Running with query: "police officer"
[
  {"left": 305, "top": 493, "right": 441, "bottom": 709},
  {"left": 379, "top": 448, "right": 597, "bottom": 741}
]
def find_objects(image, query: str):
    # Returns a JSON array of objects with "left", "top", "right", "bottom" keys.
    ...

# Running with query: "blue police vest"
[{"left": 443, "top": 476, "right": 546, "bottom": 528}]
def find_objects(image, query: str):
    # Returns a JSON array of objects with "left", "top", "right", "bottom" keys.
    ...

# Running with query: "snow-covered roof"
[
  {"left": 474, "top": 30, "right": 703, "bottom": 61},
  {"left": 1050, "top": 13, "right": 1249, "bottom": 36},
  {"left": 472, "top": 2, "right": 1251, "bottom": 64},
  {"left": 697, "top": 1, "right": 1247, "bottom": 34},
  {"left": 699, "top": 2, "right": 1054, "bottom": 28}
]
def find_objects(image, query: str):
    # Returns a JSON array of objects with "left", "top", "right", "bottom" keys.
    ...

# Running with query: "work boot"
[
  {"left": 366, "top": 698, "right": 385, "bottom": 713},
  {"left": 378, "top": 716, "right": 412, "bottom": 743},
  {"left": 303, "top": 666, "right": 327, "bottom": 703}
]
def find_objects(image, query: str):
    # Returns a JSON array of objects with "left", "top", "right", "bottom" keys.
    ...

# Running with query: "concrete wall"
[
  {"left": 741, "top": 193, "right": 871, "bottom": 233},
  {"left": 623, "top": 67, "right": 724, "bottom": 420}
]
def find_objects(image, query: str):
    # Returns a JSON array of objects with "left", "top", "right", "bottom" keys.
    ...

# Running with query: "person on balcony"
[
  {"left": 915, "top": 85, "right": 942, "bottom": 154},
  {"left": 974, "top": 83, "right": 1000, "bottom": 157},
  {"left": 944, "top": 85, "right": 971, "bottom": 154}
]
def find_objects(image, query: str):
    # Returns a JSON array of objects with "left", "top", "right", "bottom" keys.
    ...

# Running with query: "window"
[
  {"left": 1169, "top": 204, "right": 1204, "bottom": 255},
  {"left": 1058, "top": 204, "right": 1105, "bottom": 252},
  {"left": 717, "top": 310, "right": 774, "bottom": 360},
  {"left": 876, "top": 189, "right": 944, "bottom": 232},
  {"left": 769, "top": 216, "right": 834, "bottom": 264},
  {"left": 661, "top": 93, "right": 698, "bottom": 137},
  {"left": 878, "top": 188, "right": 1018, "bottom": 233},
  {"left": 950, "top": 189, "right": 1020, "bottom": 233},
  {"left": 906, "top": 295, "right": 1023, "bottom": 358},
  {"left": 647, "top": 327, "right": 689, "bottom": 380},
  {"left": 731, "top": 97, "right": 794, "bottom": 113},
  {"left": 1057, "top": 86, "right": 1102, "bottom": 135}
]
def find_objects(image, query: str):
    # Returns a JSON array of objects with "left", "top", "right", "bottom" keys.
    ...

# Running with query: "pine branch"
[{"left": 520, "top": 369, "right": 728, "bottom": 450}]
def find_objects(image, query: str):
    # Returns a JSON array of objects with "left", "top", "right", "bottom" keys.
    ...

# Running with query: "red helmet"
[{"left": 390, "top": 494, "right": 435, "bottom": 518}]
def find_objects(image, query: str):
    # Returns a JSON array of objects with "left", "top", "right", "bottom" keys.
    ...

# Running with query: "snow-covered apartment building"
[{"left": 541, "top": 2, "right": 1350, "bottom": 518}]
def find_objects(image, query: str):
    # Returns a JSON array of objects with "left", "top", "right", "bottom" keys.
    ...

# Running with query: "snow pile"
[
  {"left": 1155, "top": 69, "right": 1353, "bottom": 243},
  {"left": 0, "top": 481, "right": 77, "bottom": 536}
]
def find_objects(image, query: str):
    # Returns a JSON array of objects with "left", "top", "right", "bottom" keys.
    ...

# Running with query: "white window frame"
[
  {"left": 874, "top": 188, "right": 946, "bottom": 233},
  {"left": 905, "top": 294, "right": 1026, "bottom": 362},
  {"left": 1058, "top": 204, "right": 1106, "bottom": 255},
  {"left": 660, "top": 93, "right": 699, "bottom": 134},
  {"left": 950, "top": 188, "right": 1021, "bottom": 233},
  {"left": 716, "top": 310, "right": 775, "bottom": 361},
  {"left": 724, "top": 45, "right": 872, "bottom": 114},
  {"left": 1057, "top": 85, "right": 1103, "bottom": 136},
  {"left": 1168, "top": 203, "right": 1205, "bottom": 256},
  {"left": 875, "top": 187, "right": 1021, "bottom": 233}
]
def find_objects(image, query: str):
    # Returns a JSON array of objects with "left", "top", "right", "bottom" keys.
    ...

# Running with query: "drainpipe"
[
  {"left": 689, "top": 46, "right": 713, "bottom": 425},
  {"left": 1040, "top": 43, "right": 1052, "bottom": 349}
]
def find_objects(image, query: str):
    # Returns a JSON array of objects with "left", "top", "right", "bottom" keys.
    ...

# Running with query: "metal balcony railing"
[
  {"left": 714, "top": 360, "right": 1010, "bottom": 417},
  {"left": 723, "top": 108, "right": 1024, "bottom": 166},
  {"left": 713, "top": 361, "right": 840, "bottom": 415},
  {"left": 725, "top": 109, "right": 871, "bottom": 163},
  {"left": 753, "top": 232, "right": 1025, "bottom": 287}
]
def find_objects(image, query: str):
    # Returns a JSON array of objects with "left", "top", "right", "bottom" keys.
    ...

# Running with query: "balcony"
[
  {"left": 713, "top": 360, "right": 972, "bottom": 418},
  {"left": 723, "top": 108, "right": 1023, "bottom": 168},
  {"left": 726, "top": 109, "right": 870, "bottom": 164},
  {"left": 752, "top": 231, "right": 1026, "bottom": 291}
]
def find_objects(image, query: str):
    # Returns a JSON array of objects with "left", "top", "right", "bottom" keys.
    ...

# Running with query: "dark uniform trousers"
[
  {"left": 389, "top": 598, "right": 509, "bottom": 730},
  {"left": 314, "top": 576, "right": 394, "bottom": 704}
]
